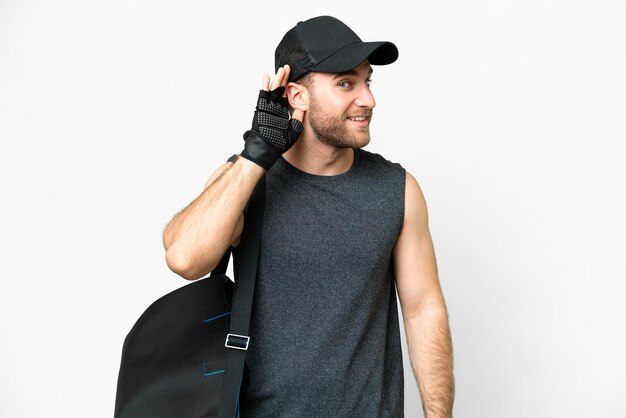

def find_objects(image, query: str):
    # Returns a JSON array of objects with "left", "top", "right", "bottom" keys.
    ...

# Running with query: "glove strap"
[{"left": 240, "top": 130, "right": 281, "bottom": 171}]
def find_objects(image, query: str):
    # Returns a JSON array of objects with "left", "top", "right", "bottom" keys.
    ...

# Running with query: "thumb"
[{"left": 291, "top": 108, "right": 305, "bottom": 123}]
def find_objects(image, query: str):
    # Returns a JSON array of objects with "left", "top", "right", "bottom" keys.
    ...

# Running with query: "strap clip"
[{"left": 225, "top": 333, "right": 250, "bottom": 351}]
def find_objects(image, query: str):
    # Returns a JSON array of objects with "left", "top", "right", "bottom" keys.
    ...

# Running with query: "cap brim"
[{"left": 312, "top": 41, "right": 399, "bottom": 74}]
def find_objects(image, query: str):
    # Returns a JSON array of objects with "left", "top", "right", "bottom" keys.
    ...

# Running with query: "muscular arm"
[
  {"left": 163, "top": 64, "right": 302, "bottom": 281},
  {"left": 162, "top": 155, "right": 265, "bottom": 280},
  {"left": 392, "top": 171, "right": 455, "bottom": 418}
]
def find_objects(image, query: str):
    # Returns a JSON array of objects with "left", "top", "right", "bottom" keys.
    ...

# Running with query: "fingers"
[
  {"left": 261, "top": 74, "right": 270, "bottom": 91},
  {"left": 281, "top": 65, "right": 291, "bottom": 94},
  {"left": 269, "top": 66, "right": 285, "bottom": 91},
  {"left": 259, "top": 65, "right": 304, "bottom": 122},
  {"left": 261, "top": 64, "right": 291, "bottom": 93}
]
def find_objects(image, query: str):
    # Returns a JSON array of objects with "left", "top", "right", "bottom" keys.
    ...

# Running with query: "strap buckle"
[{"left": 225, "top": 333, "right": 250, "bottom": 351}]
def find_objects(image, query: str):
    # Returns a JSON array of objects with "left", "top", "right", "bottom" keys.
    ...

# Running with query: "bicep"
[{"left": 392, "top": 171, "right": 445, "bottom": 319}]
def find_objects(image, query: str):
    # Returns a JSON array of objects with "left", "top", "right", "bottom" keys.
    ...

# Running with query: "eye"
[
  {"left": 338, "top": 80, "right": 352, "bottom": 88},
  {"left": 366, "top": 78, "right": 373, "bottom": 87}
]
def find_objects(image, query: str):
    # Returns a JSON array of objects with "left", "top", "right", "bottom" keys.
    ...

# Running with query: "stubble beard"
[{"left": 307, "top": 94, "right": 372, "bottom": 149}]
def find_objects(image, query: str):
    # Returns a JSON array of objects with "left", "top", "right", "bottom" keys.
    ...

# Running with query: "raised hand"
[{"left": 240, "top": 65, "right": 305, "bottom": 170}]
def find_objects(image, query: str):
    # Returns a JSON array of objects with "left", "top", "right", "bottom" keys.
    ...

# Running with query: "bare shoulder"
[{"left": 403, "top": 170, "right": 429, "bottom": 229}]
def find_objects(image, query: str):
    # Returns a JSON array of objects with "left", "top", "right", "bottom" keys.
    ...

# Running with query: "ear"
[{"left": 286, "top": 82, "right": 309, "bottom": 112}]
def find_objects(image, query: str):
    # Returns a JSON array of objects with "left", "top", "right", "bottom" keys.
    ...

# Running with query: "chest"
[{"left": 260, "top": 176, "right": 403, "bottom": 274}]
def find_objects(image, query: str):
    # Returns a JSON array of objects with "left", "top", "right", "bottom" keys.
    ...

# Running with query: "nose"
[{"left": 354, "top": 83, "right": 376, "bottom": 109}]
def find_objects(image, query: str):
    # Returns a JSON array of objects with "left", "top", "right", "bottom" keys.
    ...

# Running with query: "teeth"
[{"left": 350, "top": 117, "right": 366, "bottom": 121}]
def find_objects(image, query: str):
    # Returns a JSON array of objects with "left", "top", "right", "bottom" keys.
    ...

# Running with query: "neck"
[{"left": 282, "top": 133, "right": 355, "bottom": 176}]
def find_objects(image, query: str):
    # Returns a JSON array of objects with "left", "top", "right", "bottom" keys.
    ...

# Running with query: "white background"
[{"left": 1, "top": 0, "right": 625, "bottom": 417}]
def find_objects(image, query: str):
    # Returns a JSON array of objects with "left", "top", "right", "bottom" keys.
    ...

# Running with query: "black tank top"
[{"left": 239, "top": 147, "right": 406, "bottom": 417}]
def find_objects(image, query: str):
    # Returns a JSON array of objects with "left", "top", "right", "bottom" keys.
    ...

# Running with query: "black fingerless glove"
[{"left": 240, "top": 87, "right": 304, "bottom": 170}]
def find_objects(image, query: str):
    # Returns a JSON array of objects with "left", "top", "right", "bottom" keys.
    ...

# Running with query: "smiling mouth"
[
  {"left": 347, "top": 111, "right": 372, "bottom": 122},
  {"left": 347, "top": 115, "right": 371, "bottom": 127}
]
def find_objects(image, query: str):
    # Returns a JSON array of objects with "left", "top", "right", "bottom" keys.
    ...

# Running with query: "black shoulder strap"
[{"left": 218, "top": 173, "right": 266, "bottom": 418}]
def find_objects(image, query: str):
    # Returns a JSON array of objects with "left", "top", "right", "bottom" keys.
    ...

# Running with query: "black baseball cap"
[{"left": 275, "top": 15, "right": 399, "bottom": 82}]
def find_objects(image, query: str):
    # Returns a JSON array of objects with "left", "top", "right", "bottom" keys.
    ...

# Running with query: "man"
[{"left": 163, "top": 15, "right": 454, "bottom": 417}]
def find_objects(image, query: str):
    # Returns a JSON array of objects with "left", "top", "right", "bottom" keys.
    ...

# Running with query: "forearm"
[
  {"left": 404, "top": 305, "right": 455, "bottom": 418},
  {"left": 163, "top": 155, "right": 265, "bottom": 279},
  {"left": 163, "top": 65, "right": 302, "bottom": 279}
]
